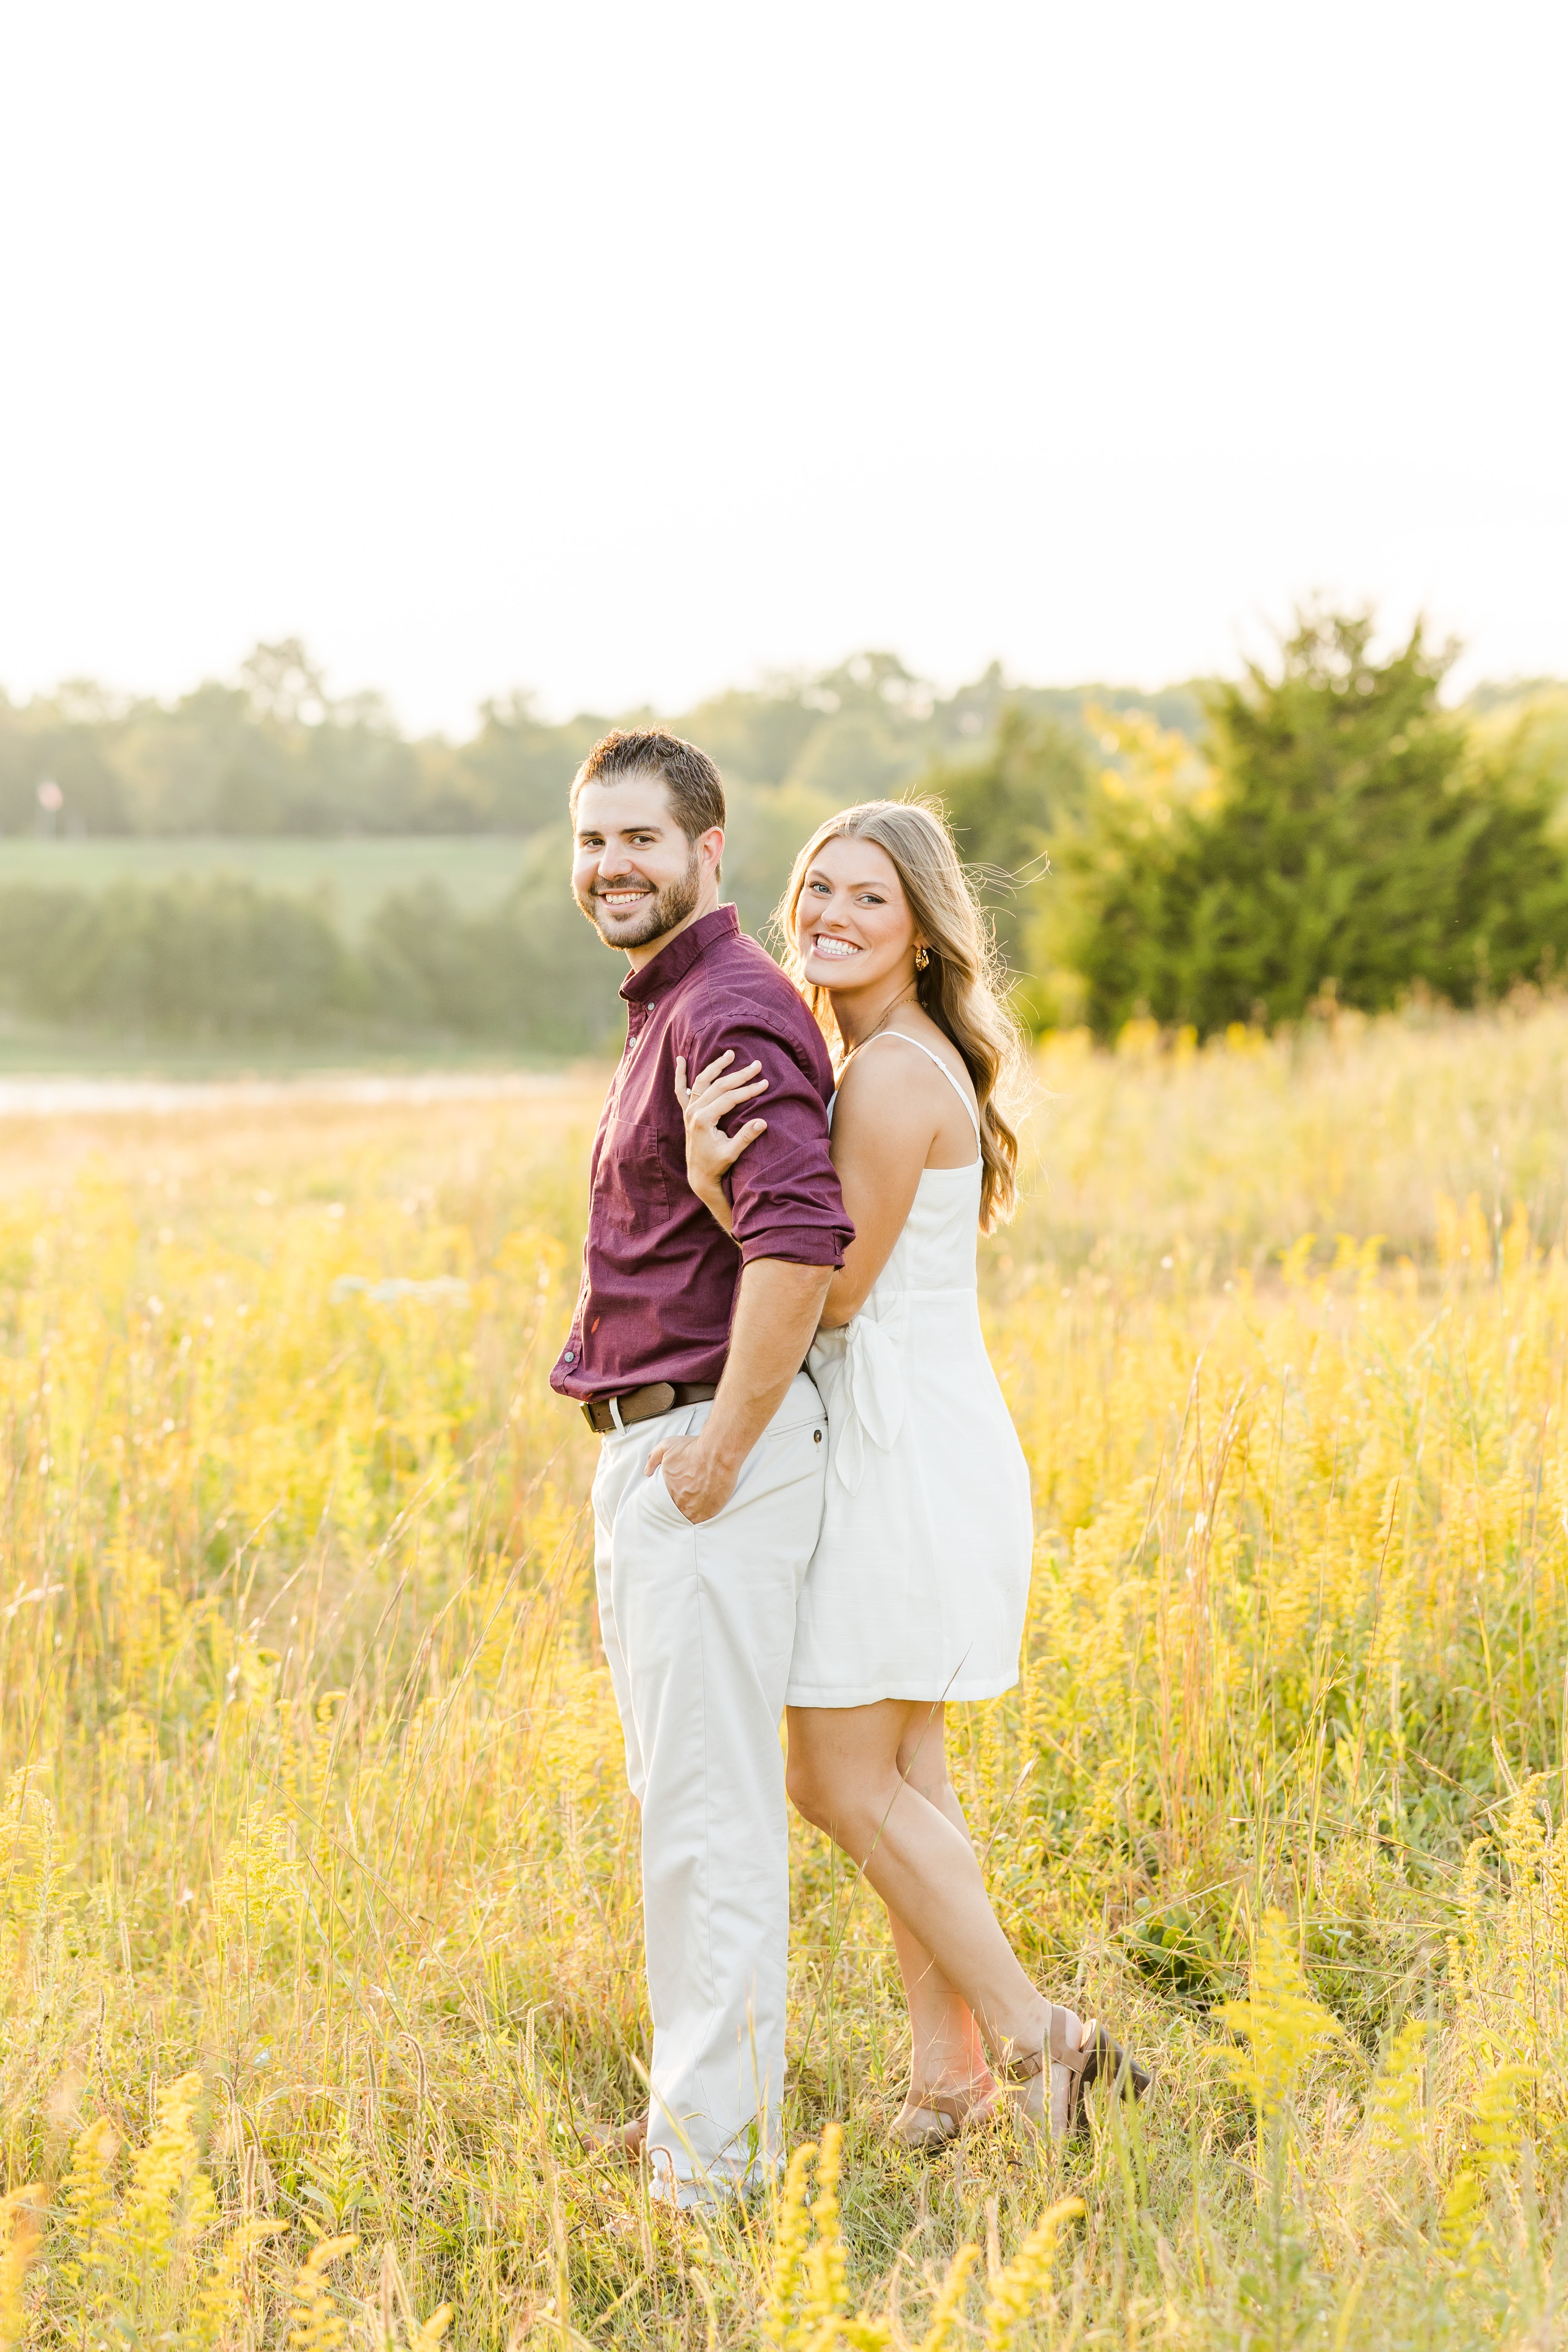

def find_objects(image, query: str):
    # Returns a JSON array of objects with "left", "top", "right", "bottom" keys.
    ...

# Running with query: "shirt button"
[{"left": 564, "top": 1350, "right": 576, "bottom": 1363}]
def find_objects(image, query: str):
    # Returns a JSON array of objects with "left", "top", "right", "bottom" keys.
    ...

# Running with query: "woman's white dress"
[{"left": 786, "top": 1033, "right": 1035, "bottom": 1708}]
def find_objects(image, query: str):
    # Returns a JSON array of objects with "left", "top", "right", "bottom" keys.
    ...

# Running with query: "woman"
[{"left": 675, "top": 800, "right": 1149, "bottom": 2146}]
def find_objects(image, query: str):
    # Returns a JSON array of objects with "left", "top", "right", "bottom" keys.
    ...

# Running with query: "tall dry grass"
[{"left": 6, "top": 1007, "right": 1568, "bottom": 2344}]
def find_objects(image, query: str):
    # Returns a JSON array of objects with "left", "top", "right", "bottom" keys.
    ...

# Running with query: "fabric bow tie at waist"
[{"left": 809, "top": 1287, "right": 974, "bottom": 1494}]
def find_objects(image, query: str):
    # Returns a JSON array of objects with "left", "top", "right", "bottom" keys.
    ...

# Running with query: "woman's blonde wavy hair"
[{"left": 772, "top": 798, "right": 1024, "bottom": 1230}]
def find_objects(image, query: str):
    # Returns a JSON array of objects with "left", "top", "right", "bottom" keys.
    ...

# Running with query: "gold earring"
[{"left": 914, "top": 944, "right": 930, "bottom": 971}]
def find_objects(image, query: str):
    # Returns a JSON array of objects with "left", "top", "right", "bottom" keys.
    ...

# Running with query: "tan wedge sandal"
[
  {"left": 1001, "top": 2004, "right": 1151, "bottom": 2139},
  {"left": 888, "top": 2078, "right": 997, "bottom": 2154}
]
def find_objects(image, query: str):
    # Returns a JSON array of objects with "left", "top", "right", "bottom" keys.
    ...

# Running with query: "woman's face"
[{"left": 795, "top": 835, "right": 921, "bottom": 995}]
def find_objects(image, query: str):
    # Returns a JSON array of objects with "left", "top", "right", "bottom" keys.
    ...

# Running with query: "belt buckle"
[{"left": 580, "top": 1381, "right": 677, "bottom": 1436}]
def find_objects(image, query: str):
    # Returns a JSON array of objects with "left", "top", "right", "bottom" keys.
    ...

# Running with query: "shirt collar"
[{"left": 621, "top": 902, "right": 739, "bottom": 1002}]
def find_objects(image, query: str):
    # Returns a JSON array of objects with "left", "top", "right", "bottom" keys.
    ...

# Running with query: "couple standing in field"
[{"left": 551, "top": 729, "right": 1147, "bottom": 2208}]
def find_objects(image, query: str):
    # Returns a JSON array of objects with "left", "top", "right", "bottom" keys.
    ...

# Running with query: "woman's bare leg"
[
  {"left": 884, "top": 1908, "right": 995, "bottom": 2110},
  {"left": 874, "top": 1707, "right": 995, "bottom": 2106},
  {"left": 786, "top": 1699, "right": 1053, "bottom": 2070}
]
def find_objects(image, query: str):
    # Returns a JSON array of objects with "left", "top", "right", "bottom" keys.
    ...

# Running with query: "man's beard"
[{"left": 578, "top": 852, "right": 700, "bottom": 950}]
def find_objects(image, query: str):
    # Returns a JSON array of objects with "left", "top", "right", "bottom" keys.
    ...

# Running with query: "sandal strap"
[
  {"left": 1001, "top": 2004, "right": 1092, "bottom": 2084},
  {"left": 1068, "top": 2016, "right": 1099, "bottom": 2078},
  {"left": 921, "top": 2079, "right": 991, "bottom": 2126},
  {"left": 892, "top": 2079, "right": 989, "bottom": 2147}
]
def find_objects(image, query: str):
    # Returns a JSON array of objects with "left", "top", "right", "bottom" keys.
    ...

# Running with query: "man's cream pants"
[{"left": 591, "top": 1373, "right": 827, "bottom": 2206}]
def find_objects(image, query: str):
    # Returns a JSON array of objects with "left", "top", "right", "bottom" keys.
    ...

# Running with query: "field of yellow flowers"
[{"left": 8, "top": 1004, "right": 1568, "bottom": 2349}]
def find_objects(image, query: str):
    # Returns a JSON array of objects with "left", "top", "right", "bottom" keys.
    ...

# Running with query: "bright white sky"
[{"left": 2, "top": 1, "right": 1565, "bottom": 734}]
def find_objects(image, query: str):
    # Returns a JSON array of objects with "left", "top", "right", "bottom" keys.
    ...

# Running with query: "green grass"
[{"left": 0, "top": 836, "right": 537, "bottom": 934}]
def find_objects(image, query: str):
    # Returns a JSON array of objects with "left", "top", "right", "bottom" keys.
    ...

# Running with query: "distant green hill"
[{"left": 0, "top": 835, "right": 535, "bottom": 934}]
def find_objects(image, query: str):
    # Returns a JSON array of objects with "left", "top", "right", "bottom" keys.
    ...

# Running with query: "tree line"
[
  {"left": 0, "top": 612, "right": 1564, "bottom": 1049},
  {"left": 0, "top": 866, "right": 623, "bottom": 1053},
  {"left": 0, "top": 640, "right": 1197, "bottom": 839}
]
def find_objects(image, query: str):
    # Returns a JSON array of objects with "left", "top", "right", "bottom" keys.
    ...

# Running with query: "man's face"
[{"left": 572, "top": 775, "right": 720, "bottom": 956}]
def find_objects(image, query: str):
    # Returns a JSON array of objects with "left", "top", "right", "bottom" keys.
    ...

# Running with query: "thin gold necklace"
[{"left": 840, "top": 983, "right": 918, "bottom": 1069}]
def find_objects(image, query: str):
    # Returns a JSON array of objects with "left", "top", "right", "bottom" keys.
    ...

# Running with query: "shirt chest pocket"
[{"left": 598, "top": 1116, "right": 673, "bottom": 1235}]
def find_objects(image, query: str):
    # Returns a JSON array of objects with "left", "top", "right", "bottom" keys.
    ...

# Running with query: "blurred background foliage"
[{"left": 0, "top": 620, "right": 1564, "bottom": 1056}]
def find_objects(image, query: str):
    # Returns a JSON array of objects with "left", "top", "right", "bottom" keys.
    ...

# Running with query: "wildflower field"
[{"left": 9, "top": 1007, "right": 1568, "bottom": 2348}]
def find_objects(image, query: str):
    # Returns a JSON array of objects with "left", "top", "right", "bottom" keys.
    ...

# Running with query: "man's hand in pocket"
[{"left": 645, "top": 1433, "right": 739, "bottom": 1524}]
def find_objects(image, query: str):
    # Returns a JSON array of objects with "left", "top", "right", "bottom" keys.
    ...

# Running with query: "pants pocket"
[
  {"left": 730, "top": 1414, "right": 827, "bottom": 1516},
  {"left": 642, "top": 1464, "right": 697, "bottom": 1528}
]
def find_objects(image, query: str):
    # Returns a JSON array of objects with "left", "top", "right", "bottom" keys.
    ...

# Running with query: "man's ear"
[{"left": 698, "top": 826, "right": 724, "bottom": 878}]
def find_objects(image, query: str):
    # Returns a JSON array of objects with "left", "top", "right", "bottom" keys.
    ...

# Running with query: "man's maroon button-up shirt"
[{"left": 550, "top": 904, "right": 852, "bottom": 1402}]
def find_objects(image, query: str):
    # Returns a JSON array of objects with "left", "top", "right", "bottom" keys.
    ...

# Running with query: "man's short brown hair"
[{"left": 569, "top": 729, "right": 726, "bottom": 841}]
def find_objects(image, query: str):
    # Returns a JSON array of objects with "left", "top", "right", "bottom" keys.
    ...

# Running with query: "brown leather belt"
[{"left": 581, "top": 1381, "right": 719, "bottom": 1435}]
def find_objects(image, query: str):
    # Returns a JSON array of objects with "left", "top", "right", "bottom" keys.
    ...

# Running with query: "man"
[{"left": 552, "top": 728, "right": 851, "bottom": 2207}]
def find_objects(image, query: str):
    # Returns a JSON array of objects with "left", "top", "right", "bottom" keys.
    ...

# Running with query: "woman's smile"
[{"left": 795, "top": 837, "right": 919, "bottom": 997}]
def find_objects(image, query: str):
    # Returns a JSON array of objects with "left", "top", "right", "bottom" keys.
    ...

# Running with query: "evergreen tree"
[{"left": 1069, "top": 610, "right": 1568, "bottom": 1038}]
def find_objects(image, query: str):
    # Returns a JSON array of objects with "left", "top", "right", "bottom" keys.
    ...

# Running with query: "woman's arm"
[
  {"left": 817, "top": 1049, "right": 945, "bottom": 1326},
  {"left": 679, "top": 1041, "right": 956, "bottom": 1322}
]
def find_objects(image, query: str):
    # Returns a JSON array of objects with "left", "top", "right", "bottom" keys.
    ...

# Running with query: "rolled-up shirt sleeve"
[{"left": 679, "top": 996, "right": 853, "bottom": 1268}]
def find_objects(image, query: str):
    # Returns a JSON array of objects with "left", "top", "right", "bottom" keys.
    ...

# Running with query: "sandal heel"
[{"left": 1001, "top": 2005, "right": 1152, "bottom": 2138}]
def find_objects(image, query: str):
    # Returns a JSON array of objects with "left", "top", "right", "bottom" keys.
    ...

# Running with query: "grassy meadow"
[
  {"left": 8, "top": 1007, "right": 1568, "bottom": 2345},
  {"left": 0, "top": 840, "right": 538, "bottom": 937}
]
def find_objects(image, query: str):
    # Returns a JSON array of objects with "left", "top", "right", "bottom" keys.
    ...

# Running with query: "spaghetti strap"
[{"left": 851, "top": 1031, "right": 982, "bottom": 1151}]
